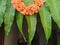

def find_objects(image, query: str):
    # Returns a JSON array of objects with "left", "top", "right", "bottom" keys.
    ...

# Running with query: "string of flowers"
[{"left": 12, "top": 0, "right": 44, "bottom": 15}]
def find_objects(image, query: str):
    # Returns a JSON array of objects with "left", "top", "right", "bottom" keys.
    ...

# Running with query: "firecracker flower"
[{"left": 12, "top": 0, "right": 44, "bottom": 15}]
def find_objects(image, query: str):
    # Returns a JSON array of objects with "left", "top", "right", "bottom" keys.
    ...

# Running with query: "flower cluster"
[
  {"left": 34, "top": 0, "right": 44, "bottom": 7},
  {"left": 12, "top": 0, "right": 44, "bottom": 15}
]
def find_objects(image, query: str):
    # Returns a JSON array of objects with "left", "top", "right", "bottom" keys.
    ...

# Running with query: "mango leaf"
[
  {"left": 0, "top": 0, "right": 7, "bottom": 27},
  {"left": 16, "top": 12, "right": 27, "bottom": 42},
  {"left": 46, "top": 0, "right": 60, "bottom": 28},
  {"left": 23, "top": 0, "right": 37, "bottom": 44},
  {"left": 23, "top": 0, "right": 33, "bottom": 6},
  {"left": 26, "top": 15, "right": 37, "bottom": 44},
  {"left": 4, "top": 0, "right": 15, "bottom": 36},
  {"left": 0, "top": 0, "right": 2, "bottom": 5},
  {"left": 39, "top": 6, "right": 51, "bottom": 42}
]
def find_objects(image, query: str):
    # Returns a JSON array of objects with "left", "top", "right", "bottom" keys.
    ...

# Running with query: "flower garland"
[{"left": 12, "top": 0, "right": 44, "bottom": 15}]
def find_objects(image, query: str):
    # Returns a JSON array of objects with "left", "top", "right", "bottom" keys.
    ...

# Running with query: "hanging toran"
[{"left": 12, "top": 0, "right": 45, "bottom": 15}]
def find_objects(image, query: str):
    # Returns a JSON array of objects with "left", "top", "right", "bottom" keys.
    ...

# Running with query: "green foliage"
[
  {"left": 26, "top": 15, "right": 37, "bottom": 44},
  {"left": 16, "top": 12, "right": 27, "bottom": 42},
  {"left": 0, "top": 0, "right": 60, "bottom": 44},
  {"left": 23, "top": 0, "right": 33, "bottom": 6},
  {"left": 0, "top": 0, "right": 7, "bottom": 27},
  {"left": 23, "top": 0, "right": 37, "bottom": 44},
  {"left": 4, "top": 0, "right": 15, "bottom": 36},
  {"left": 46, "top": 0, "right": 60, "bottom": 28},
  {"left": 39, "top": 5, "right": 52, "bottom": 42}
]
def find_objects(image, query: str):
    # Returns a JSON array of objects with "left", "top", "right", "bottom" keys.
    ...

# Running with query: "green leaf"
[
  {"left": 26, "top": 15, "right": 37, "bottom": 44},
  {"left": 16, "top": 12, "right": 27, "bottom": 42},
  {"left": 39, "top": 6, "right": 51, "bottom": 42},
  {"left": 22, "top": 0, "right": 37, "bottom": 44},
  {"left": 46, "top": 0, "right": 60, "bottom": 28},
  {"left": 0, "top": 0, "right": 1, "bottom": 2},
  {"left": 0, "top": 0, "right": 7, "bottom": 27},
  {"left": 23, "top": 0, "right": 33, "bottom": 6},
  {"left": 4, "top": 0, "right": 15, "bottom": 36}
]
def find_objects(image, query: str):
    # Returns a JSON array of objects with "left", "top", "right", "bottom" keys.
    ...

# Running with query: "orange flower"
[{"left": 12, "top": 0, "right": 44, "bottom": 15}]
